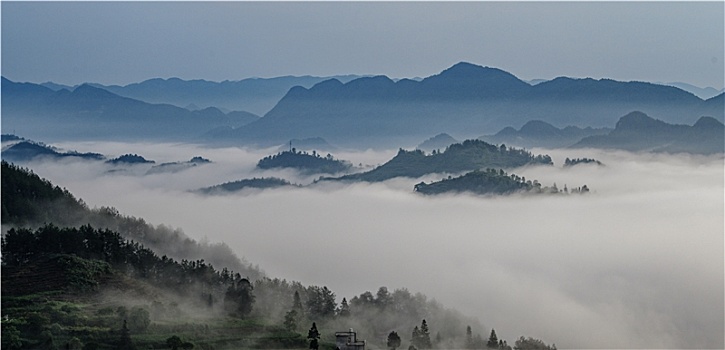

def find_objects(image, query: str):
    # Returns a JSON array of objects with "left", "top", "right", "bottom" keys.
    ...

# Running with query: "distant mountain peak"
[
  {"left": 614, "top": 111, "right": 668, "bottom": 131},
  {"left": 71, "top": 83, "right": 118, "bottom": 98},
  {"left": 693, "top": 116, "right": 724, "bottom": 129},
  {"left": 519, "top": 120, "right": 561, "bottom": 137}
]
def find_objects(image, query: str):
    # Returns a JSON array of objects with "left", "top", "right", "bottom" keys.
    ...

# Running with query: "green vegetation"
[
  {"left": 333, "top": 140, "right": 552, "bottom": 182},
  {"left": 414, "top": 168, "right": 590, "bottom": 196},
  {"left": 196, "top": 177, "right": 296, "bottom": 195},
  {"left": 257, "top": 150, "right": 352, "bottom": 174},
  {"left": 1, "top": 161, "right": 260, "bottom": 279},
  {"left": 563, "top": 157, "right": 603, "bottom": 167},
  {"left": 1, "top": 160, "right": 558, "bottom": 349},
  {"left": 1, "top": 161, "right": 88, "bottom": 225},
  {"left": 106, "top": 154, "right": 154, "bottom": 164}
]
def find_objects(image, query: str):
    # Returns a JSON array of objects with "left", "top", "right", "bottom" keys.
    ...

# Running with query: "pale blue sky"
[{"left": 2, "top": 1, "right": 723, "bottom": 88}]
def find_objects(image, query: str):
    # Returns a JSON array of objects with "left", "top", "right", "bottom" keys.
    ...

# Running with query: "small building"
[{"left": 335, "top": 328, "right": 365, "bottom": 350}]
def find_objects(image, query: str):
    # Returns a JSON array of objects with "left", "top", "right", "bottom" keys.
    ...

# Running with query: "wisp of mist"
[{"left": 27, "top": 141, "right": 724, "bottom": 349}]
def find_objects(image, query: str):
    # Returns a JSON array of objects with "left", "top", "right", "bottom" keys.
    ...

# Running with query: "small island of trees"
[
  {"left": 414, "top": 168, "right": 590, "bottom": 196},
  {"left": 257, "top": 149, "right": 353, "bottom": 174},
  {"left": 563, "top": 157, "right": 603, "bottom": 167}
]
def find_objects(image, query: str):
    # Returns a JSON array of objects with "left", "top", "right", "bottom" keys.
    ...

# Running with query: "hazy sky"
[{"left": 2, "top": 1, "right": 723, "bottom": 88}]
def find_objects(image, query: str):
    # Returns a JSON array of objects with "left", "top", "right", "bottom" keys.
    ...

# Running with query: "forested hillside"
[
  {"left": 333, "top": 140, "right": 552, "bottom": 182},
  {"left": 1, "top": 161, "right": 557, "bottom": 350}
]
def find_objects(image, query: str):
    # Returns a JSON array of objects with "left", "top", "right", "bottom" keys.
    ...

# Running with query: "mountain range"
[
  {"left": 480, "top": 121, "right": 611, "bottom": 149},
  {"left": 572, "top": 111, "right": 724, "bottom": 154},
  {"left": 1, "top": 77, "right": 259, "bottom": 142},
  {"left": 3, "top": 62, "right": 723, "bottom": 149},
  {"left": 208, "top": 62, "right": 723, "bottom": 148},
  {"left": 40, "top": 75, "right": 364, "bottom": 116}
]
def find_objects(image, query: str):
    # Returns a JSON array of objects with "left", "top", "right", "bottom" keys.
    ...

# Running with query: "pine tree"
[
  {"left": 486, "top": 329, "right": 498, "bottom": 349},
  {"left": 293, "top": 290, "right": 304, "bottom": 311},
  {"left": 338, "top": 297, "right": 351, "bottom": 317},
  {"left": 307, "top": 322, "right": 320, "bottom": 350},
  {"left": 465, "top": 325, "right": 473, "bottom": 349},
  {"left": 284, "top": 310, "right": 298, "bottom": 332},
  {"left": 411, "top": 320, "right": 434, "bottom": 349},
  {"left": 411, "top": 326, "right": 420, "bottom": 348}
]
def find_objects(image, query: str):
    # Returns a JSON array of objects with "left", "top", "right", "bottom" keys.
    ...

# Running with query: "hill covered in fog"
[{"left": 331, "top": 139, "right": 553, "bottom": 182}]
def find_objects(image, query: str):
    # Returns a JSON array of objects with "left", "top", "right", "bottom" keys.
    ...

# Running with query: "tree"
[
  {"left": 412, "top": 320, "right": 432, "bottom": 349},
  {"left": 167, "top": 336, "right": 183, "bottom": 350},
  {"left": 1, "top": 324, "right": 22, "bottom": 350},
  {"left": 411, "top": 326, "right": 420, "bottom": 348},
  {"left": 284, "top": 310, "right": 298, "bottom": 332},
  {"left": 338, "top": 297, "right": 351, "bottom": 317},
  {"left": 225, "top": 277, "right": 255, "bottom": 317},
  {"left": 293, "top": 290, "right": 304, "bottom": 311},
  {"left": 487, "top": 329, "right": 498, "bottom": 349},
  {"left": 465, "top": 326, "right": 473, "bottom": 349},
  {"left": 117, "top": 320, "right": 136, "bottom": 350},
  {"left": 387, "top": 331, "right": 402, "bottom": 350},
  {"left": 419, "top": 320, "right": 432, "bottom": 349},
  {"left": 513, "top": 336, "right": 556, "bottom": 350},
  {"left": 67, "top": 337, "right": 83, "bottom": 350},
  {"left": 307, "top": 322, "right": 320, "bottom": 350},
  {"left": 306, "top": 286, "right": 336, "bottom": 319},
  {"left": 376, "top": 286, "right": 392, "bottom": 308}
]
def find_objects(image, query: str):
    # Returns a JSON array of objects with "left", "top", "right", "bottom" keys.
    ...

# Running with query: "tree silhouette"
[
  {"left": 338, "top": 297, "right": 351, "bottom": 317},
  {"left": 387, "top": 331, "right": 402, "bottom": 350},
  {"left": 284, "top": 310, "right": 298, "bottom": 332},
  {"left": 465, "top": 326, "right": 473, "bottom": 349},
  {"left": 487, "top": 329, "right": 498, "bottom": 349},
  {"left": 117, "top": 320, "right": 136, "bottom": 350},
  {"left": 307, "top": 322, "right": 320, "bottom": 350},
  {"left": 167, "top": 336, "right": 183, "bottom": 350}
]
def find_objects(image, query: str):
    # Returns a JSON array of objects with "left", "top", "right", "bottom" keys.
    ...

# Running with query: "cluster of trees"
[
  {"left": 257, "top": 149, "right": 352, "bottom": 174},
  {"left": 1, "top": 224, "right": 255, "bottom": 317},
  {"left": 336, "top": 139, "right": 553, "bottom": 182},
  {"left": 106, "top": 153, "right": 154, "bottom": 164},
  {"left": 414, "top": 168, "right": 591, "bottom": 196},
  {"left": 1, "top": 161, "right": 262, "bottom": 280},
  {"left": 563, "top": 157, "right": 603, "bottom": 167},
  {"left": 196, "top": 176, "right": 295, "bottom": 194}
]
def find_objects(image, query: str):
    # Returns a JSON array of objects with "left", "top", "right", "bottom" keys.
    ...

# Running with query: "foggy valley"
[
  {"left": 9, "top": 141, "right": 723, "bottom": 349},
  {"left": 2, "top": 2, "right": 723, "bottom": 349}
]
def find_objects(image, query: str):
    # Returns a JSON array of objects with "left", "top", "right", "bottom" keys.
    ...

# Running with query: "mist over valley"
[
  {"left": 5, "top": 139, "right": 722, "bottom": 349},
  {"left": 2, "top": 2, "right": 723, "bottom": 348}
]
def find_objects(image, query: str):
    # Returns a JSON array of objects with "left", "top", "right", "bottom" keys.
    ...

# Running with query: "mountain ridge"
[{"left": 214, "top": 62, "right": 718, "bottom": 148}]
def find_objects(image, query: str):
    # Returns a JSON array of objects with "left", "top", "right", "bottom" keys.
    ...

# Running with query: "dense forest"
[
  {"left": 1, "top": 161, "right": 557, "bottom": 349},
  {"left": 414, "top": 168, "right": 590, "bottom": 196},
  {"left": 332, "top": 140, "right": 552, "bottom": 182},
  {"left": 1, "top": 161, "right": 261, "bottom": 280},
  {"left": 257, "top": 150, "right": 352, "bottom": 175}
]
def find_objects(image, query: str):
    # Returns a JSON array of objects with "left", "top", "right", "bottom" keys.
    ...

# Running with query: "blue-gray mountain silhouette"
[
  {"left": 2, "top": 77, "right": 259, "bottom": 141},
  {"left": 573, "top": 111, "right": 724, "bottom": 154},
  {"left": 480, "top": 120, "right": 611, "bottom": 149},
  {"left": 41, "top": 75, "right": 364, "bottom": 116},
  {"left": 211, "top": 62, "right": 719, "bottom": 148}
]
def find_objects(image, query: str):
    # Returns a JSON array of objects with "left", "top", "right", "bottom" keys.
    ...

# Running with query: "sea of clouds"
[{"left": 21, "top": 141, "right": 724, "bottom": 349}]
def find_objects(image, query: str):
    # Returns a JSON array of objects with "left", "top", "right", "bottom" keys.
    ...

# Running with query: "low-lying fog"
[{"left": 23, "top": 141, "right": 724, "bottom": 349}]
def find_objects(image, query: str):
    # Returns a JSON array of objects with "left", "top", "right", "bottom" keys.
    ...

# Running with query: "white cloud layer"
[{"left": 24, "top": 142, "right": 724, "bottom": 349}]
